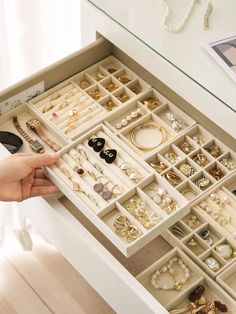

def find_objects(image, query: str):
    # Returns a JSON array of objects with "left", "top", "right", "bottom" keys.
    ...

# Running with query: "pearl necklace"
[
  {"left": 151, "top": 257, "right": 190, "bottom": 291},
  {"left": 162, "top": 0, "right": 200, "bottom": 33}
]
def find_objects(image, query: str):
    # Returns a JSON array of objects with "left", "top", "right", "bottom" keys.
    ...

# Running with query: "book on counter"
[{"left": 204, "top": 35, "right": 236, "bottom": 83}]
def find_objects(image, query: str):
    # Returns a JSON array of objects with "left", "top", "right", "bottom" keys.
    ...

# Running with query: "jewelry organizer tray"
[
  {"left": 1, "top": 55, "right": 235, "bottom": 258},
  {"left": 162, "top": 173, "right": 236, "bottom": 279},
  {"left": 136, "top": 248, "right": 235, "bottom": 313},
  {"left": 0, "top": 103, "right": 68, "bottom": 154},
  {"left": 60, "top": 195, "right": 236, "bottom": 312}
]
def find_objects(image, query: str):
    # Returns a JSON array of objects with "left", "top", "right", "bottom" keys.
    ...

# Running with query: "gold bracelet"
[{"left": 130, "top": 123, "right": 167, "bottom": 151}]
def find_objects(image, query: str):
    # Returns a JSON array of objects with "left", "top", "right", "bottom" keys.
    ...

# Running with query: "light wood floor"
[{"left": 0, "top": 231, "right": 114, "bottom": 314}]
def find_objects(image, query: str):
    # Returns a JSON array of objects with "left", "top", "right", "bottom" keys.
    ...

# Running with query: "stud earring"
[
  {"left": 147, "top": 186, "right": 177, "bottom": 214},
  {"left": 119, "top": 162, "right": 141, "bottom": 182},
  {"left": 166, "top": 112, "right": 184, "bottom": 132}
]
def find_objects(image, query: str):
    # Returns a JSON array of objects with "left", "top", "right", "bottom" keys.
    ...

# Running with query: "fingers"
[
  {"left": 30, "top": 185, "right": 59, "bottom": 197},
  {"left": 26, "top": 153, "right": 60, "bottom": 169},
  {"left": 21, "top": 173, "right": 34, "bottom": 201},
  {"left": 35, "top": 168, "right": 47, "bottom": 179},
  {"left": 32, "top": 178, "right": 54, "bottom": 187}
]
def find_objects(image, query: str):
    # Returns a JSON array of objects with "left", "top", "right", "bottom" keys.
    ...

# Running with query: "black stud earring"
[
  {"left": 88, "top": 137, "right": 105, "bottom": 152},
  {"left": 100, "top": 149, "right": 117, "bottom": 164}
]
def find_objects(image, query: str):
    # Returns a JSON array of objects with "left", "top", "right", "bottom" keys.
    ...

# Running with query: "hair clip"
[
  {"left": 99, "top": 149, "right": 117, "bottom": 163},
  {"left": 88, "top": 137, "right": 105, "bottom": 152}
]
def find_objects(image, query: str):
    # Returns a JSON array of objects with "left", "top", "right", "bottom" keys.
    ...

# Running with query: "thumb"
[{"left": 26, "top": 153, "right": 60, "bottom": 169}]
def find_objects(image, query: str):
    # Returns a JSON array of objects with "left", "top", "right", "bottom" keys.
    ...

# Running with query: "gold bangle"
[{"left": 130, "top": 123, "right": 167, "bottom": 151}]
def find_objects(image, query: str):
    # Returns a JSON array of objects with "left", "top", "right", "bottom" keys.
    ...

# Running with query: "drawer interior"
[
  {"left": 1, "top": 35, "right": 235, "bottom": 312},
  {"left": 59, "top": 195, "right": 236, "bottom": 312}
]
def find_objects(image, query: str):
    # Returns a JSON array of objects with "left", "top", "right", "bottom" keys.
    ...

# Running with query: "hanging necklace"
[{"left": 162, "top": 0, "right": 200, "bottom": 33}]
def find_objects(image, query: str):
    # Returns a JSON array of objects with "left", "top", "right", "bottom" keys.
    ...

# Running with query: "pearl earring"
[{"left": 116, "top": 108, "right": 142, "bottom": 129}]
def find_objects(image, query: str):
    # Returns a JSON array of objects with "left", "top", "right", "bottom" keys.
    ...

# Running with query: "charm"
[
  {"left": 100, "top": 149, "right": 117, "bottom": 163},
  {"left": 117, "top": 93, "right": 130, "bottom": 103},
  {"left": 88, "top": 89, "right": 102, "bottom": 100},
  {"left": 117, "top": 75, "right": 131, "bottom": 84},
  {"left": 105, "top": 82, "right": 118, "bottom": 92},
  {"left": 206, "top": 144, "right": 222, "bottom": 158},
  {"left": 179, "top": 163, "right": 195, "bottom": 177},
  {"left": 107, "top": 67, "right": 117, "bottom": 74},
  {"left": 149, "top": 159, "right": 168, "bottom": 173},
  {"left": 88, "top": 137, "right": 105, "bottom": 152},
  {"left": 179, "top": 141, "right": 193, "bottom": 154},
  {"left": 143, "top": 97, "right": 162, "bottom": 110},
  {"left": 195, "top": 176, "right": 211, "bottom": 190},
  {"left": 220, "top": 157, "right": 236, "bottom": 170},
  {"left": 209, "top": 166, "right": 224, "bottom": 181},
  {"left": 192, "top": 153, "right": 209, "bottom": 167},
  {"left": 95, "top": 72, "right": 105, "bottom": 81},
  {"left": 164, "top": 150, "right": 181, "bottom": 164},
  {"left": 192, "top": 136, "right": 204, "bottom": 145},
  {"left": 79, "top": 80, "right": 90, "bottom": 89}
]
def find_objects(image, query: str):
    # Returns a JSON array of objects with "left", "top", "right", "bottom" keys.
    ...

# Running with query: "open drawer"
[{"left": 0, "top": 36, "right": 236, "bottom": 313}]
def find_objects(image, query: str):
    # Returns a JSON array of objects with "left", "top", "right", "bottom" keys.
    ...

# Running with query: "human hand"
[{"left": 0, "top": 153, "right": 60, "bottom": 201}]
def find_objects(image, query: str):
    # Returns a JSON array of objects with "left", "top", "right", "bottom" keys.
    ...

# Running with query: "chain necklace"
[{"left": 162, "top": 0, "right": 200, "bottom": 33}]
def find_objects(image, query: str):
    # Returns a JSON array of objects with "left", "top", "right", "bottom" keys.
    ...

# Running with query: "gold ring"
[{"left": 130, "top": 123, "right": 167, "bottom": 151}]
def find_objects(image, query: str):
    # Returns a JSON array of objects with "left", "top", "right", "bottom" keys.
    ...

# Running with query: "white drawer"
[{"left": 1, "top": 37, "right": 236, "bottom": 313}]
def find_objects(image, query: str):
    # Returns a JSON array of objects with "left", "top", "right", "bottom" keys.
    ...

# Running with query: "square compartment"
[
  {"left": 186, "top": 124, "right": 213, "bottom": 146},
  {"left": 182, "top": 212, "right": 204, "bottom": 230},
  {"left": 177, "top": 181, "right": 201, "bottom": 201},
  {"left": 183, "top": 234, "right": 208, "bottom": 257},
  {"left": 176, "top": 158, "right": 198, "bottom": 178},
  {"left": 138, "top": 89, "right": 167, "bottom": 111},
  {"left": 99, "top": 76, "right": 122, "bottom": 93},
  {"left": 219, "top": 152, "right": 236, "bottom": 172},
  {"left": 98, "top": 55, "right": 124, "bottom": 74},
  {"left": 98, "top": 95, "right": 120, "bottom": 112},
  {"left": 169, "top": 221, "right": 191, "bottom": 240},
  {"left": 146, "top": 153, "right": 170, "bottom": 174},
  {"left": 86, "top": 84, "right": 108, "bottom": 101},
  {"left": 203, "top": 140, "right": 225, "bottom": 159},
  {"left": 162, "top": 168, "right": 185, "bottom": 188},
  {"left": 197, "top": 223, "right": 223, "bottom": 247},
  {"left": 141, "top": 173, "right": 188, "bottom": 216},
  {"left": 114, "top": 68, "right": 136, "bottom": 85},
  {"left": 190, "top": 148, "right": 212, "bottom": 168},
  {"left": 154, "top": 103, "right": 195, "bottom": 135},
  {"left": 206, "top": 161, "right": 228, "bottom": 182},
  {"left": 191, "top": 171, "right": 213, "bottom": 191},
  {"left": 72, "top": 71, "right": 95, "bottom": 90},
  {"left": 113, "top": 87, "right": 134, "bottom": 103},
  {"left": 86, "top": 64, "right": 109, "bottom": 82},
  {"left": 126, "top": 78, "right": 150, "bottom": 95}
]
